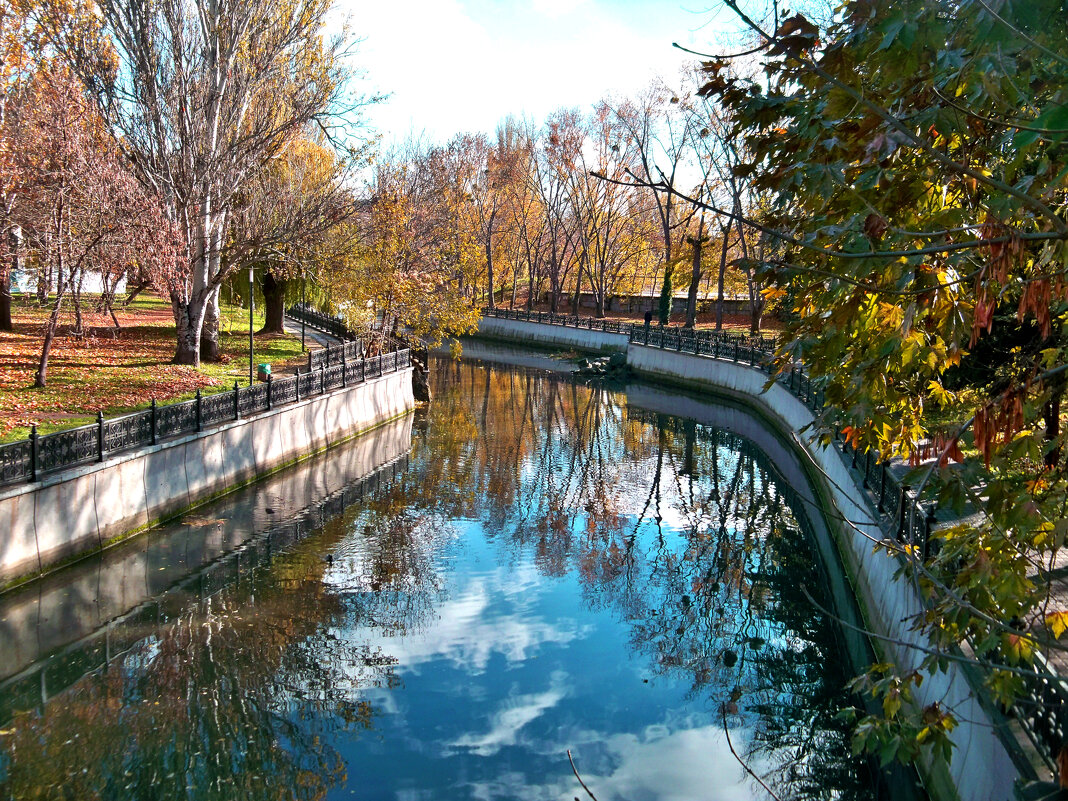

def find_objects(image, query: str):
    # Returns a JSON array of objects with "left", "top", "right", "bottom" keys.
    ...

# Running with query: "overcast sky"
[{"left": 339, "top": 0, "right": 743, "bottom": 145}]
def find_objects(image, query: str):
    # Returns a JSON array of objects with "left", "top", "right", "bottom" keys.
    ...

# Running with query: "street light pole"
[
  {"left": 249, "top": 266, "right": 254, "bottom": 387},
  {"left": 301, "top": 271, "right": 306, "bottom": 352}
]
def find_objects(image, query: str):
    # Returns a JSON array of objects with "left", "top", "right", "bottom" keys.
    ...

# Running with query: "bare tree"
[
  {"left": 613, "top": 81, "right": 698, "bottom": 323},
  {"left": 67, "top": 0, "right": 359, "bottom": 365}
]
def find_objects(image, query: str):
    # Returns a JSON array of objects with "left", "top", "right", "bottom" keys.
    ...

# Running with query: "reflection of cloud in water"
[
  {"left": 341, "top": 564, "right": 590, "bottom": 674},
  {"left": 516, "top": 724, "right": 768, "bottom": 801},
  {"left": 449, "top": 671, "right": 569, "bottom": 756}
]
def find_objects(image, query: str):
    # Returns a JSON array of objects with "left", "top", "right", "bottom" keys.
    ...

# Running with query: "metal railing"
[
  {"left": 286, "top": 303, "right": 357, "bottom": 341},
  {"left": 0, "top": 349, "right": 411, "bottom": 489},
  {"left": 481, "top": 305, "right": 1067, "bottom": 771}
]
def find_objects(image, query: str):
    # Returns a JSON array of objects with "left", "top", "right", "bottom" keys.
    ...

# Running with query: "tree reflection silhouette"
[{"left": 391, "top": 360, "right": 883, "bottom": 800}]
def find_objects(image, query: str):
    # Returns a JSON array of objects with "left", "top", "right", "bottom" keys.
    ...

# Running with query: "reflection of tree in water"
[
  {"left": 0, "top": 359, "right": 887, "bottom": 801},
  {"left": 409, "top": 359, "right": 881, "bottom": 800},
  {"left": 0, "top": 525, "right": 396, "bottom": 801}
]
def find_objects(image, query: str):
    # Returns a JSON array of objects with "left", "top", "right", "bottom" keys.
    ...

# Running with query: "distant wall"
[
  {"left": 0, "top": 368, "right": 414, "bottom": 587},
  {"left": 475, "top": 316, "right": 629, "bottom": 353}
]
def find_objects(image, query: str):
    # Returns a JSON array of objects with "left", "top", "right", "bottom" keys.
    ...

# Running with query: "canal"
[{"left": 0, "top": 352, "right": 924, "bottom": 800}]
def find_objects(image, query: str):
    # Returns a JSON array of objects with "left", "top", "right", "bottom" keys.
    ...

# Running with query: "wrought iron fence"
[
  {"left": 483, "top": 305, "right": 1068, "bottom": 773},
  {"left": 0, "top": 348, "right": 411, "bottom": 489},
  {"left": 286, "top": 303, "right": 357, "bottom": 341}
]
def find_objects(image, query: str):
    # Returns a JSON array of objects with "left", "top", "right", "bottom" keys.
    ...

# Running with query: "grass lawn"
[{"left": 0, "top": 293, "right": 307, "bottom": 442}]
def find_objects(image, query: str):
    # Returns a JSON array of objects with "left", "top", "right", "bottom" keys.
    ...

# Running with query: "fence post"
[
  {"left": 295, "top": 371, "right": 301, "bottom": 401},
  {"left": 897, "top": 484, "right": 911, "bottom": 541},
  {"left": 29, "top": 425, "right": 37, "bottom": 482},
  {"left": 267, "top": 374, "right": 273, "bottom": 410},
  {"left": 360, "top": 358, "right": 366, "bottom": 382},
  {"left": 152, "top": 398, "right": 158, "bottom": 444},
  {"left": 195, "top": 388, "right": 202, "bottom": 432},
  {"left": 878, "top": 463, "right": 887, "bottom": 513},
  {"left": 233, "top": 382, "right": 239, "bottom": 421},
  {"left": 342, "top": 350, "right": 347, "bottom": 386},
  {"left": 320, "top": 363, "right": 325, "bottom": 395},
  {"left": 923, "top": 504, "right": 937, "bottom": 560},
  {"left": 97, "top": 411, "right": 105, "bottom": 462}
]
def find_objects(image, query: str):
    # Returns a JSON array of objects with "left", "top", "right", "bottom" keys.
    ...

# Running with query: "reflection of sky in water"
[{"left": 321, "top": 519, "right": 776, "bottom": 800}]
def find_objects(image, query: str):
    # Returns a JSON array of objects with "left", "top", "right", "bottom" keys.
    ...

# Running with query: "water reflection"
[{"left": 0, "top": 356, "right": 918, "bottom": 801}]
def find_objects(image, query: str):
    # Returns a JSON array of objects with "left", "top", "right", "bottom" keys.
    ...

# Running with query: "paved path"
[{"left": 282, "top": 316, "right": 339, "bottom": 349}]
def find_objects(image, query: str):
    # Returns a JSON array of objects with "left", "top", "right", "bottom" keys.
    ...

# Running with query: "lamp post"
[
  {"left": 248, "top": 266, "right": 254, "bottom": 387},
  {"left": 300, "top": 270, "right": 306, "bottom": 352}
]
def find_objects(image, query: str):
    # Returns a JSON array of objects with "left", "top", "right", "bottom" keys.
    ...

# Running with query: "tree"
[
  {"left": 66, "top": 0, "right": 360, "bottom": 365},
  {"left": 328, "top": 143, "right": 480, "bottom": 347},
  {"left": 613, "top": 82, "right": 698, "bottom": 322},
  {"left": 227, "top": 135, "right": 362, "bottom": 334},
  {"left": 11, "top": 66, "right": 175, "bottom": 387},
  {"left": 692, "top": 0, "right": 1068, "bottom": 767}
]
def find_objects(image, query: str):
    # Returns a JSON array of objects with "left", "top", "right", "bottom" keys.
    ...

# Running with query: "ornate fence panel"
[
  {"left": 0, "top": 440, "right": 32, "bottom": 484},
  {"left": 200, "top": 392, "right": 235, "bottom": 427},
  {"left": 271, "top": 375, "right": 298, "bottom": 407},
  {"left": 323, "top": 364, "right": 345, "bottom": 392},
  {"left": 156, "top": 400, "right": 198, "bottom": 440},
  {"left": 102, "top": 412, "right": 153, "bottom": 455},
  {"left": 36, "top": 427, "right": 98, "bottom": 474}
]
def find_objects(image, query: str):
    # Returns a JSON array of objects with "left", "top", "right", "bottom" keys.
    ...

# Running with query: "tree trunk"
[
  {"left": 172, "top": 290, "right": 208, "bottom": 365},
  {"left": 200, "top": 286, "right": 222, "bottom": 362},
  {"left": 734, "top": 213, "right": 762, "bottom": 334},
  {"left": 259, "top": 270, "right": 287, "bottom": 334},
  {"left": 715, "top": 221, "right": 729, "bottom": 331},
  {"left": 485, "top": 238, "right": 495, "bottom": 310},
  {"left": 35, "top": 260, "right": 67, "bottom": 388},
  {"left": 36, "top": 264, "right": 48, "bottom": 305},
  {"left": 685, "top": 218, "right": 705, "bottom": 329},
  {"left": 0, "top": 269, "right": 10, "bottom": 331},
  {"left": 0, "top": 226, "right": 18, "bottom": 331},
  {"left": 658, "top": 266, "right": 673, "bottom": 326},
  {"left": 72, "top": 267, "right": 84, "bottom": 335}
]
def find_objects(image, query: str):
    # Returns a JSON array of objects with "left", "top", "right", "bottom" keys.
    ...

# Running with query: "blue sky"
[{"left": 340, "top": 0, "right": 744, "bottom": 144}]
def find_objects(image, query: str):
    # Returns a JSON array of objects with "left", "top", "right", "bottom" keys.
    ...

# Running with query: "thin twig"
[
  {"left": 567, "top": 749, "right": 600, "bottom": 801},
  {"left": 721, "top": 708, "right": 784, "bottom": 801}
]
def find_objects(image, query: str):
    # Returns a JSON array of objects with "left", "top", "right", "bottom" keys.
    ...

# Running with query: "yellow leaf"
[{"left": 1046, "top": 611, "right": 1068, "bottom": 639}]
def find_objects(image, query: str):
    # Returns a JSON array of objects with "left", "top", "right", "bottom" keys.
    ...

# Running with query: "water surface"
[{"left": 0, "top": 355, "right": 921, "bottom": 800}]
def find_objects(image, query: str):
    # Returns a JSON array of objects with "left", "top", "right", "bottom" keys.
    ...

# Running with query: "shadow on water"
[{"left": 0, "top": 348, "right": 926, "bottom": 801}]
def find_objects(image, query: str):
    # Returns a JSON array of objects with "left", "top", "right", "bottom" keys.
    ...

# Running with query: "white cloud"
[
  {"left": 327, "top": 561, "right": 590, "bottom": 675},
  {"left": 448, "top": 671, "right": 570, "bottom": 756},
  {"left": 523, "top": 723, "right": 774, "bottom": 801}
]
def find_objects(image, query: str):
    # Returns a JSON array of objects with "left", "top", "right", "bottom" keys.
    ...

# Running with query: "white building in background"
[{"left": 9, "top": 270, "right": 125, "bottom": 295}]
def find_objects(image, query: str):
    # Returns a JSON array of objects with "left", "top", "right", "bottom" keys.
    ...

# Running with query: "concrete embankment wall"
[
  {"left": 0, "top": 368, "right": 415, "bottom": 587},
  {"left": 474, "top": 317, "right": 1022, "bottom": 801},
  {"left": 0, "top": 414, "right": 413, "bottom": 690},
  {"left": 476, "top": 315, "right": 629, "bottom": 353}
]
